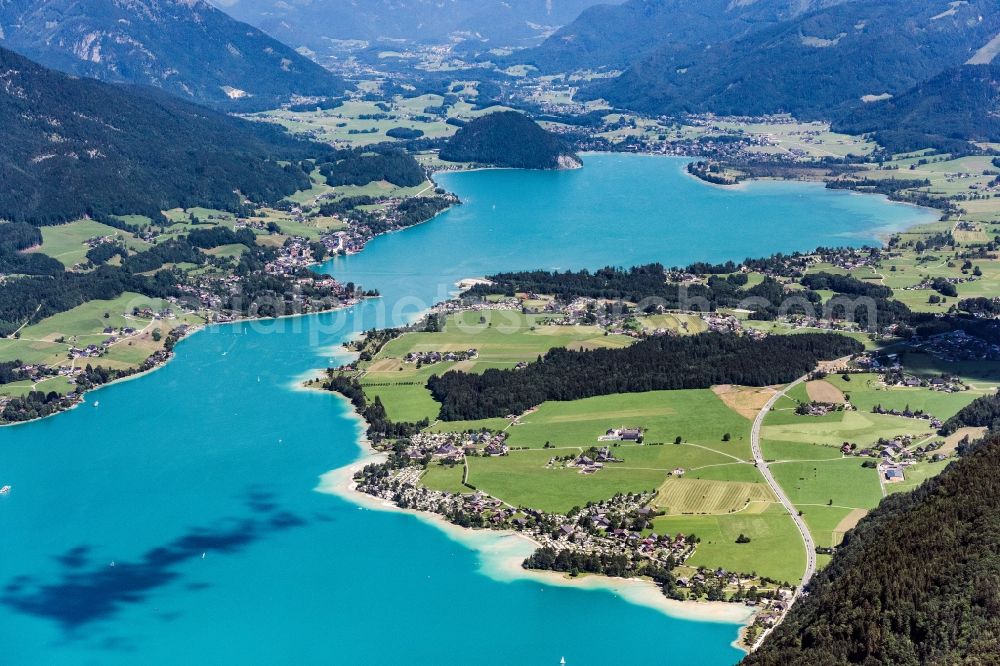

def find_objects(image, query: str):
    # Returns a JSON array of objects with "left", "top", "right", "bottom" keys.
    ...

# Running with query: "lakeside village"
[
  {"left": 797, "top": 363, "right": 960, "bottom": 488},
  {"left": 0, "top": 243, "right": 364, "bottom": 423},
  {"left": 260, "top": 190, "right": 459, "bottom": 257},
  {"left": 575, "top": 113, "right": 830, "bottom": 162},
  {"left": 0, "top": 184, "right": 467, "bottom": 424},
  {"left": 353, "top": 448, "right": 798, "bottom": 638}
]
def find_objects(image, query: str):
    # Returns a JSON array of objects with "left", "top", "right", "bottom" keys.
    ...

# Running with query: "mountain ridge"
[
  {"left": 212, "top": 0, "right": 608, "bottom": 52},
  {"left": 0, "top": 0, "right": 346, "bottom": 110},
  {"left": 0, "top": 44, "right": 326, "bottom": 224}
]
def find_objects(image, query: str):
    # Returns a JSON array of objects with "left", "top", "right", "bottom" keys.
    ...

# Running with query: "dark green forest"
[
  {"left": 440, "top": 111, "right": 579, "bottom": 169},
  {"left": 427, "top": 332, "right": 862, "bottom": 420},
  {"left": 579, "top": 0, "right": 1000, "bottom": 122},
  {"left": 940, "top": 393, "right": 1000, "bottom": 435},
  {"left": 835, "top": 64, "right": 1000, "bottom": 153},
  {"left": 318, "top": 151, "right": 426, "bottom": 187},
  {"left": 468, "top": 264, "right": 911, "bottom": 329}
]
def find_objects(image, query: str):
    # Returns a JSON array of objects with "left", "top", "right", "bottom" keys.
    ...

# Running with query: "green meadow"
[
  {"left": 770, "top": 458, "right": 884, "bottom": 509},
  {"left": 654, "top": 505, "right": 805, "bottom": 583},
  {"left": 357, "top": 310, "right": 634, "bottom": 420},
  {"left": 826, "top": 372, "right": 983, "bottom": 420},
  {"left": 465, "top": 448, "right": 668, "bottom": 513},
  {"left": 800, "top": 505, "right": 864, "bottom": 550},
  {"left": 30, "top": 219, "right": 151, "bottom": 268},
  {"left": 452, "top": 387, "right": 758, "bottom": 514},
  {"left": 0, "top": 293, "right": 202, "bottom": 391},
  {"left": 763, "top": 410, "right": 936, "bottom": 449},
  {"left": 421, "top": 462, "right": 468, "bottom": 495},
  {"left": 505, "top": 389, "right": 752, "bottom": 456}
]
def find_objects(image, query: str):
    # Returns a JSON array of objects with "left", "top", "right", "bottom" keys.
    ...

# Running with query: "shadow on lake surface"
[{"left": 1, "top": 489, "right": 306, "bottom": 636}]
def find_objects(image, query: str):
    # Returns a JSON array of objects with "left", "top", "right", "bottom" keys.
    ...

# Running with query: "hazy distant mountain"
[
  {"left": 579, "top": 0, "right": 1000, "bottom": 120},
  {"left": 522, "top": 0, "right": 848, "bottom": 73},
  {"left": 0, "top": 0, "right": 346, "bottom": 110},
  {"left": 211, "top": 0, "right": 610, "bottom": 51},
  {"left": 0, "top": 45, "right": 325, "bottom": 224},
  {"left": 835, "top": 64, "right": 1000, "bottom": 153}
]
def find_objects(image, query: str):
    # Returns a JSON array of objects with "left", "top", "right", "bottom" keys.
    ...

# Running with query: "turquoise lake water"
[{"left": 0, "top": 155, "right": 936, "bottom": 665}]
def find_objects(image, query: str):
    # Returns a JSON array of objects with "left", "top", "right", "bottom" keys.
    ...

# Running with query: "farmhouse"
[{"left": 599, "top": 427, "right": 644, "bottom": 442}]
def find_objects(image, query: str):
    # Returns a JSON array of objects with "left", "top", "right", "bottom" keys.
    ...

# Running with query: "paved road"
[{"left": 751, "top": 375, "right": 817, "bottom": 595}]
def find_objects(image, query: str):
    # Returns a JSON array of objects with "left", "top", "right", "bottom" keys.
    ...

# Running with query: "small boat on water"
[
  {"left": 93, "top": 401, "right": 100, "bottom": 407},
  {"left": 0, "top": 485, "right": 11, "bottom": 494}
]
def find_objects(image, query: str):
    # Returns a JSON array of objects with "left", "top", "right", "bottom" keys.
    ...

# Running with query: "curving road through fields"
[{"left": 751, "top": 375, "right": 817, "bottom": 595}]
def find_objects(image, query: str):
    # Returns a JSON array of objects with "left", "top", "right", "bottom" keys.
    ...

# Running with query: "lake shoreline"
[
  {"left": 5, "top": 151, "right": 937, "bottom": 429},
  {"left": 0, "top": 296, "right": 369, "bottom": 428},
  {"left": 313, "top": 403, "right": 758, "bottom": 642}
]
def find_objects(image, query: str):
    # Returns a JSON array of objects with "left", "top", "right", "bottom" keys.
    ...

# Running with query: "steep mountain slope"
[
  {"left": 742, "top": 434, "right": 1000, "bottom": 665},
  {"left": 584, "top": 0, "right": 1000, "bottom": 119},
  {"left": 0, "top": 46, "right": 325, "bottom": 224},
  {"left": 213, "top": 0, "right": 607, "bottom": 51},
  {"left": 522, "top": 0, "right": 848, "bottom": 73},
  {"left": 835, "top": 63, "right": 1000, "bottom": 153},
  {"left": 0, "top": 0, "right": 346, "bottom": 110},
  {"left": 439, "top": 111, "right": 581, "bottom": 169}
]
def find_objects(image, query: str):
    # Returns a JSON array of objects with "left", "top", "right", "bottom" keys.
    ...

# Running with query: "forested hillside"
[
  {"left": 743, "top": 434, "right": 1000, "bottom": 665},
  {"left": 440, "top": 111, "right": 581, "bottom": 169},
  {"left": 522, "top": 0, "right": 839, "bottom": 73},
  {"left": 578, "top": 0, "right": 1000, "bottom": 120},
  {"left": 0, "top": 46, "right": 326, "bottom": 224},
  {"left": 939, "top": 392, "right": 1000, "bottom": 435},
  {"left": 835, "top": 64, "right": 1000, "bottom": 153},
  {"left": 0, "top": 0, "right": 345, "bottom": 110},
  {"left": 428, "top": 333, "right": 861, "bottom": 420}
]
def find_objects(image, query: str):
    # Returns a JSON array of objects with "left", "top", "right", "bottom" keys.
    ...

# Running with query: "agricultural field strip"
[{"left": 503, "top": 444, "right": 753, "bottom": 472}]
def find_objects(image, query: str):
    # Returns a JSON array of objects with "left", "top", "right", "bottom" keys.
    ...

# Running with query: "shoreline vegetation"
[{"left": 686, "top": 160, "right": 745, "bottom": 187}]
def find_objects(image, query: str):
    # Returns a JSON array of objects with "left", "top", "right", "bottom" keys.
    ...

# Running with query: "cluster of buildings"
[
  {"left": 845, "top": 433, "right": 950, "bottom": 483},
  {"left": 83, "top": 234, "right": 121, "bottom": 249},
  {"left": 870, "top": 404, "right": 943, "bottom": 429},
  {"left": 796, "top": 401, "right": 847, "bottom": 417},
  {"left": 903, "top": 275, "right": 979, "bottom": 292},
  {"left": 170, "top": 266, "right": 349, "bottom": 320},
  {"left": 909, "top": 329, "right": 1000, "bottom": 363},
  {"left": 563, "top": 446, "right": 625, "bottom": 475},
  {"left": 403, "top": 349, "right": 478, "bottom": 365},
  {"left": 404, "top": 431, "right": 510, "bottom": 464},
  {"left": 5, "top": 363, "right": 61, "bottom": 382},
  {"left": 704, "top": 313, "right": 742, "bottom": 334},
  {"left": 599, "top": 427, "right": 643, "bottom": 442},
  {"left": 264, "top": 237, "right": 325, "bottom": 275}
]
